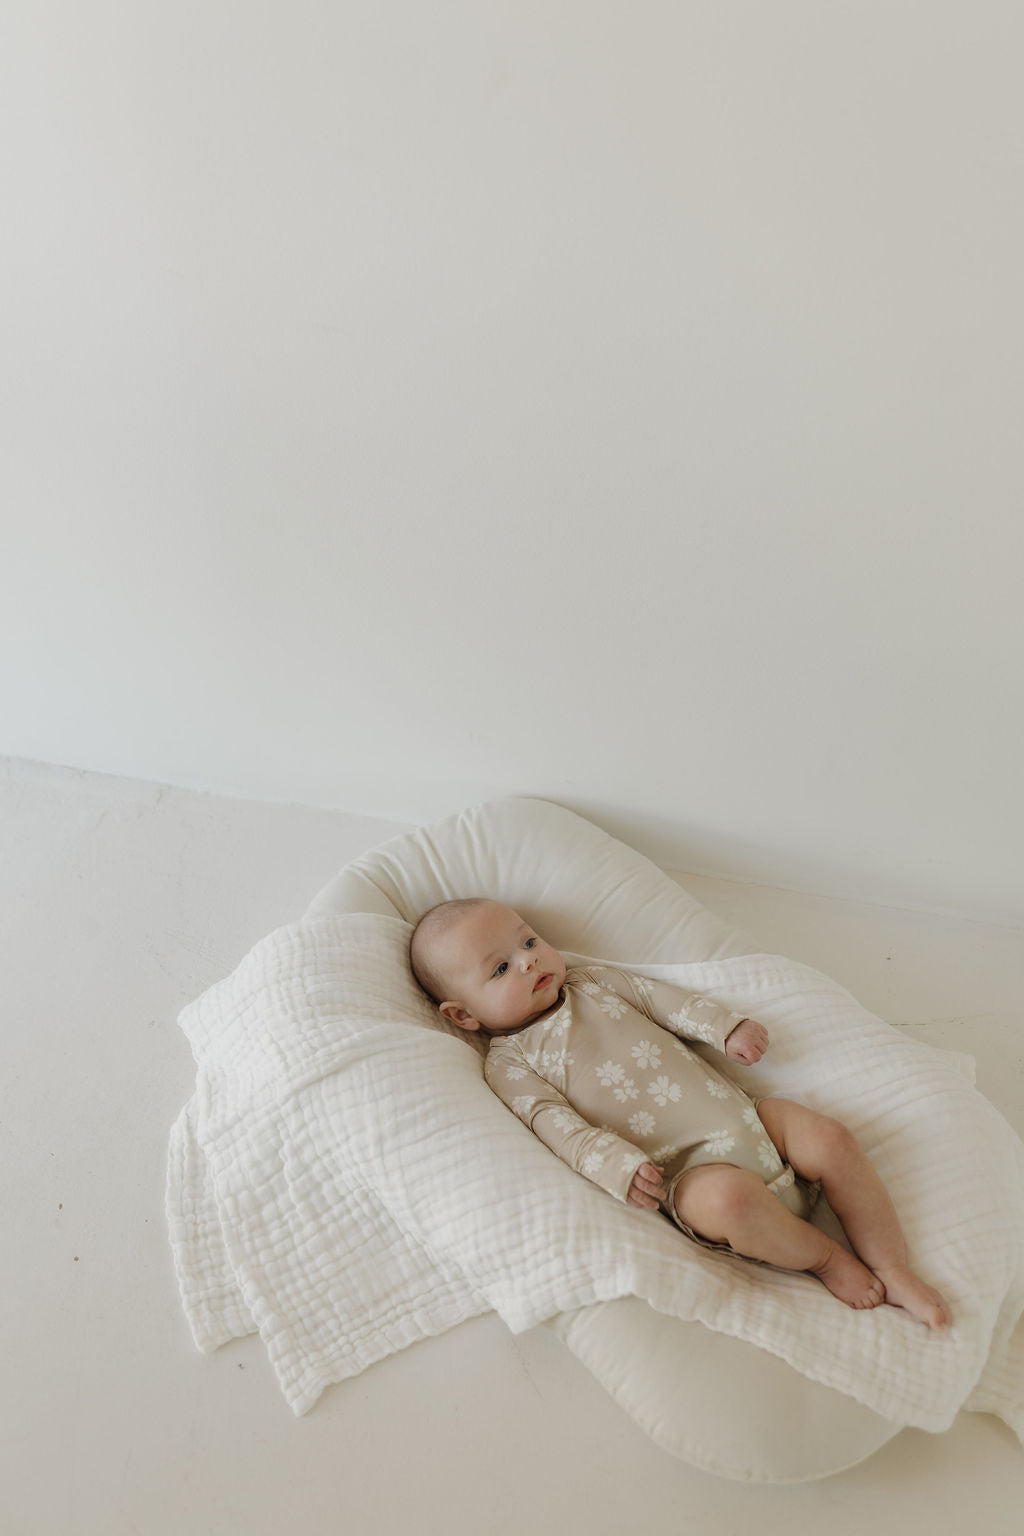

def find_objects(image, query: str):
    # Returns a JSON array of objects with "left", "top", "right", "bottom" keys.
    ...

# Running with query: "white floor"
[{"left": 3, "top": 756, "right": 1023, "bottom": 1535}]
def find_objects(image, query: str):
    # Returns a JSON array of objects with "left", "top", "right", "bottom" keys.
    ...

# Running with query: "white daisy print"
[
  {"left": 622, "top": 1152, "right": 643, "bottom": 1176},
  {"left": 583, "top": 1150, "right": 606, "bottom": 1175},
  {"left": 653, "top": 1144, "right": 681, "bottom": 1163},
  {"left": 632, "top": 1039, "right": 662, "bottom": 1070},
  {"left": 647, "top": 1075, "right": 682, "bottom": 1107},
  {"left": 758, "top": 1140, "right": 783, "bottom": 1171},
  {"left": 539, "top": 1047, "right": 574, "bottom": 1075},
  {"left": 613, "top": 1076, "right": 639, "bottom": 1103},
  {"left": 742, "top": 1105, "right": 764, "bottom": 1135},
  {"left": 550, "top": 1108, "right": 581, "bottom": 1133},
  {"left": 704, "top": 1129, "right": 736, "bottom": 1156},
  {"left": 628, "top": 1110, "right": 657, "bottom": 1137},
  {"left": 511, "top": 1095, "right": 537, "bottom": 1116},
  {"left": 596, "top": 1060, "right": 625, "bottom": 1088},
  {"left": 598, "top": 993, "right": 629, "bottom": 1020},
  {"left": 705, "top": 1079, "right": 730, "bottom": 1099},
  {"left": 594, "top": 1132, "right": 618, "bottom": 1150},
  {"left": 502, "top": 1063, "right": 528, "bottom": 1081},
  {"left": 669, "top": 1008, "right": 716, "bottom": 1044},
  {"left": 578, "top": 981, "right": 602, "bottom": 995},
  {"left": 628, "top": 974, "right": 654, "bottom": 996}
]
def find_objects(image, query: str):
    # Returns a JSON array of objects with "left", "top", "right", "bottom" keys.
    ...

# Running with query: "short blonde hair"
[{"left": 409, "top": 897, "right": 492, "bottom": 1003}]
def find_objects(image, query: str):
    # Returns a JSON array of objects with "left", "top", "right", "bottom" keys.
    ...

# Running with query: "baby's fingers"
[
  {"left": 632, "top": 1163, "right": 666, "bottom": 1203},
  {"left": 629, "top": 1187, "right": 663, "bottom": 1209}
]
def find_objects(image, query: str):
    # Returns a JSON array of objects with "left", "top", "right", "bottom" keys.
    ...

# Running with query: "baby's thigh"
[{"left": 755, "top": 1096, "right": 857, "bottom": 1176}]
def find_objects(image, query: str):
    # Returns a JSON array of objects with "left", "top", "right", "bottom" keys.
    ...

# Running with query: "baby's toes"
[{"left": 853, "top": 1279, "right": 885, "bottom": 1309}]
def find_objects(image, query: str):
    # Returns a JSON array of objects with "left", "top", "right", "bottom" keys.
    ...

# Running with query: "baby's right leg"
[{"left": 673, "top": 1164, "right": 885, "bottom": 1310}]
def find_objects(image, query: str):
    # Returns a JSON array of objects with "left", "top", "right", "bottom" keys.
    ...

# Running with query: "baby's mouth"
[{"left": 533, "top": 973, "right": 552, "bottom": 992}]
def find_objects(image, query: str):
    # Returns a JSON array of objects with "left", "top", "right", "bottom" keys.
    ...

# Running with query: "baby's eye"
[
  {"left": 493, "top": 960, "right": 508, "bottom": 977},
  {"left": 524, "top": 937, "right": 536, "bottom": 949}
]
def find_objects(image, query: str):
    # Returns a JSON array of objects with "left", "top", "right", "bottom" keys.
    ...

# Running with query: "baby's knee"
[
  {"left": 674, "top": 1165, "right": 765, "bottom": 1239},
  {"left": 805, "top": 1113, "right": 859, "bottom": 1169}
]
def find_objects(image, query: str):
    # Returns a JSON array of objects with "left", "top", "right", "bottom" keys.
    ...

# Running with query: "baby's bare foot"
[
  {"left": 810, "top": 1243, "right": 886, "bottom": 1310},
  {"left": 875, "top": 1264, "right": 951, "bottom": 1330}
]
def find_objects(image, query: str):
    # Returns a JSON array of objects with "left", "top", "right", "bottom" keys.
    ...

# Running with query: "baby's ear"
[{"left": 439, "top": 1001, "right": 479, "bottom": 1032}]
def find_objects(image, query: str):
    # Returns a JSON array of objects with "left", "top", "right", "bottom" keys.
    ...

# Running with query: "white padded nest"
[{"left": 168, "top": 795, "right": 1024, "bottom": 1482}]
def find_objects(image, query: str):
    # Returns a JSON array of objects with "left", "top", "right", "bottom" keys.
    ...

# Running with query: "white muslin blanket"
[{"left": 166, "top": 913, "right": 1024, "bottom": 1439}]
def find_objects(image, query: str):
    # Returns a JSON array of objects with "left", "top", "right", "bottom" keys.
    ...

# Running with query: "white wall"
[{"left": 2, "top": 2, "right": 1022, "bottom": 925}]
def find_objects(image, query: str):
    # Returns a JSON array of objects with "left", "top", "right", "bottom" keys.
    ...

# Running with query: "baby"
[{"left": 410, "top": 897, "right": 951, "bottom": 1330}]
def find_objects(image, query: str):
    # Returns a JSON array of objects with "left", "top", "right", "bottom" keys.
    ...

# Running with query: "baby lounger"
[
  {"left": 298, "top": 796, "right": 1014, "bottom": 1481},
  {"left": 167, "top": 796, "right": 1024, "bottom": 1484}
]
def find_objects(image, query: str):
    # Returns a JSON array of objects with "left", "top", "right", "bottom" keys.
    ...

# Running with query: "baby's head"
[{"left": 410, "top": 898, "right": 566, "bottom": 1037}]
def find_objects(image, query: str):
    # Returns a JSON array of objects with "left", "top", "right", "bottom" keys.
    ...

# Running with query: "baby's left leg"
[{"left": 756, "top": 1097, "right": 950, "bottom": 1330}]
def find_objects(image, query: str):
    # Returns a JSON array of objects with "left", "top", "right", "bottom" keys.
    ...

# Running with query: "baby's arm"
[
  {"left": 572, "top": 964, "right": 758, "bottom": 1057},
  {"left": 484, "top": 1040, "right": 650, "bottom": 1205}
]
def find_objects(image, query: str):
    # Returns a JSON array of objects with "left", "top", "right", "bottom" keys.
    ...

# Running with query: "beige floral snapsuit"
[{"left": 483, "top": 964, "right": 816, "bottom": 1251}]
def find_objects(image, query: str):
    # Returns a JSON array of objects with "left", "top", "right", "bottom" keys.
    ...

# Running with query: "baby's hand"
[
  {"left": 627, "top": 1161, "right": 666, "bottom": 1210},
  {"left": 724, "top": 1018, "right": 769, "bottom": 1064}
]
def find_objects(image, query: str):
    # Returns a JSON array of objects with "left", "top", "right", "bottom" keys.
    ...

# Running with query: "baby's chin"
[{"left": 483, "top": 988, "right": 566, "bottom": 1036}]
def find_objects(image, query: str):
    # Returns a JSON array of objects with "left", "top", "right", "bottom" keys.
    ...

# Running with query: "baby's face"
[{"left": 436, "top": 901, "right": 567, "bottom": 1036}]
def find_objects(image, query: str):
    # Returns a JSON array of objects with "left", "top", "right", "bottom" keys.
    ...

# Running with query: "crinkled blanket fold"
[{"left": 166, "top": 913, "right": 1024, "bottom": 1437}]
